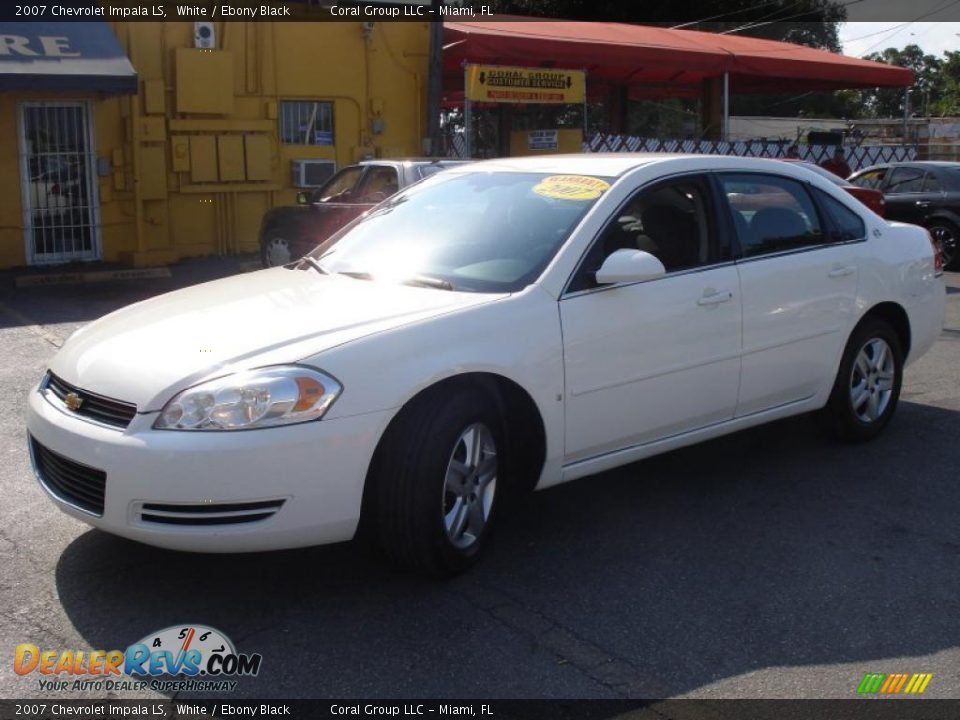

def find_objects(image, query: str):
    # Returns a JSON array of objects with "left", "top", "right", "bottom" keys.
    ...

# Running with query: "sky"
[{"left": 840, "top": 22, "right": 960, "bottom": 58}]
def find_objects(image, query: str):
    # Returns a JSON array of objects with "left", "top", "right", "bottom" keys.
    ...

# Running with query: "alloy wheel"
[
  {"left": 265, "top": 237, "right": 292, "bottom": 267},
  {"left": 930, "top": 225, "right": 957, "bottom": 269},
  {"left": 442, "top": 423, "right": 497, "bottom": 549},
  {"left": 849, "top": 337, "right": 895, "bottom": 423}
]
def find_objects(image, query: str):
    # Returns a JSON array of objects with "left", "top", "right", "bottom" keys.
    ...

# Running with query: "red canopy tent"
[{"left": 443, "top": 19, "right": 914, "bottom": 99}]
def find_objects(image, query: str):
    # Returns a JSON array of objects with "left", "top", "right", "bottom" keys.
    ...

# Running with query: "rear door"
[
  {"left": 718, "top": 172, "right": 861, "bottom": 417},
  {"left": 881, "top": 166, "right": 927, "bottom": 224}
]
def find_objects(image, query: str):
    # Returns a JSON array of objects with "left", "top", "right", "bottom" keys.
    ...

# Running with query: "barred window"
[{"left": 280, "top": 101, "right": 334, "bottom": 145}]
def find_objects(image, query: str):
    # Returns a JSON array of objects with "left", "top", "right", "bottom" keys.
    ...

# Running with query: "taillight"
[{"left": 929, "top": 231, "right": 944, "bottom": 274}]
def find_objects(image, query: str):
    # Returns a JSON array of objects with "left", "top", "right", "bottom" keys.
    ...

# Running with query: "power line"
[
  {"left": 856, "top": 0, "right": 960, "bottom": 55},
  {"left": 669, "top": 1, "right": 786, "bottom": 29},
  {"left": 720, "top": 0, "right": 865, "bottom": 35}
]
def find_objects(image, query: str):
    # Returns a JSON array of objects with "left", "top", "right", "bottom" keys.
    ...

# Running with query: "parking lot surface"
[{"left": 1, "top": 259, "right": 958, "bottom": 700}]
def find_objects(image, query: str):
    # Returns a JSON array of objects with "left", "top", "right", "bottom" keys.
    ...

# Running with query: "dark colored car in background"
[
  {"left": 259, "top": 158, "right": 466, "bottom": 267},
  {"left": 848, "top": 161, "right": 960, "bottom": 270},
  {"left": 781, "top": 159, "right": 886, "bottom": 217}
]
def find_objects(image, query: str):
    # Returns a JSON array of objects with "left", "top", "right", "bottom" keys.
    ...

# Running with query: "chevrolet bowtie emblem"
[{"left": 64, "top": 392, "right": 83, "bottom": 411}]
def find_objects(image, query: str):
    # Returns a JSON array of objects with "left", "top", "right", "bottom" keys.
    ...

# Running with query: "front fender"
[{"left": 303, "top": 286, "right": 566, "bottom": 489}]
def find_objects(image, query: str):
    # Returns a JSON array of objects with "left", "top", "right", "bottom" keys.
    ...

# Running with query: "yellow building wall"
[{"left": 0, "top": 21, "right": 429, "bottom": 269}]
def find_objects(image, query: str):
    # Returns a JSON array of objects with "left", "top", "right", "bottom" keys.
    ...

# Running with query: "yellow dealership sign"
[{"left": 465, "top": 64, "right": 586, "bottom": 104}]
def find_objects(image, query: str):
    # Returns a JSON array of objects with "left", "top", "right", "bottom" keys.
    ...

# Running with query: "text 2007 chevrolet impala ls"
[{"left": 27, "top": 155, "right": 945, "bottom": 574}]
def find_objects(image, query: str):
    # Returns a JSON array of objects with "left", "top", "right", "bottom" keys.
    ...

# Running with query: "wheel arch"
[
  {"left": 359, "top": 372, "right": 548, "bottom": 524},
  {"left": 924, "top": 210, "right": 960, "bottom": 229},
  {"left": 858, "top": 301, "right": 911, "bottom": 359}
]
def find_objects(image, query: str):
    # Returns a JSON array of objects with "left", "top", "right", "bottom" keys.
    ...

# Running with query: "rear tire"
[
  {"left": 822, "top": 318, "right": 903, "bottom": 442},
  {"left": 369, "top": 385, "right": 503, "bottom": 576},
  {"left": 261, "top": 234, "right": 293, "bottom": 268},
  {"left": 928, "top": 220, "right": 959, "bottom": 271}
]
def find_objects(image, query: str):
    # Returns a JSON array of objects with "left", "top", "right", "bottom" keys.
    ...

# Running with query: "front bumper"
[{"left": 27, "top": 386, "right": 390, "bottom": 552}]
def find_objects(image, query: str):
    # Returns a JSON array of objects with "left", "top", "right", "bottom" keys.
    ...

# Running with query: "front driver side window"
[{"left": 569, "top": 176, "right": 716, "bottom": 292}]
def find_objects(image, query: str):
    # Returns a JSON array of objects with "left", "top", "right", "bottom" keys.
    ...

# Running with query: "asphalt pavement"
[{"left": 0, "top": 259, "right": 958, "bottom": 700}]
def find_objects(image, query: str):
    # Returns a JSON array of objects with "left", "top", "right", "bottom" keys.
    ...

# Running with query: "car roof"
[
  {"left": 445, "top": 152, "right": 871, "bottom": 179},
  {"left": 358, "top": 158, "right": 468, "bottom": 168}
]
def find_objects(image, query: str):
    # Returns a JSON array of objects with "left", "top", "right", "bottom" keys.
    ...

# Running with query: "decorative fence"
[
  {"left": 445, "top": 131, "right": 918, "bottom": 172},
  {"left": 583, "top": 134, "right": 918, "bottom": 172}
]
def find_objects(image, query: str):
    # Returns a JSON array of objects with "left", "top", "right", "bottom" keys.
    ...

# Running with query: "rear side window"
[
  {"left": 718, "top": 173, "right": 824, "bottom": 258},
  {"left": 923, "top": 172, "right": 943, "bottom": 193},
  {"left": 815, "top": 189, "right": 866, "bottom": 241},
  {"left": 886, "top": 167, "right": 924, "bottom": 194},
  {"left": 850, "top": 168, "right": 887, "bottom": 190}
]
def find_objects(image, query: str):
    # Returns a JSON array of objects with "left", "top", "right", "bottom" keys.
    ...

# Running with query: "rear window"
[{"left": 417, "top": 163, "right": 460, "bottom": 180}]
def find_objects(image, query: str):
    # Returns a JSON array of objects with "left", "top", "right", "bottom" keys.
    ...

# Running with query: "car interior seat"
[
  {"left": 747, "top": 207, "right": 808, "bottom": 254},
  {"left": 640, "top": 204, "right": 701, "bottom": 271}
]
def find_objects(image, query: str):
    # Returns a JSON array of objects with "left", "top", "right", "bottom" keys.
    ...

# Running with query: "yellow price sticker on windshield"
[{"left": 533, "top": 175, "right": 610, "bottom": 201}]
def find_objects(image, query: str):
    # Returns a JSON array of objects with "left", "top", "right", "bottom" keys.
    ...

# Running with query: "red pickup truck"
[{"left": 259, "top": 159, "right": 466, "bottom": 267}]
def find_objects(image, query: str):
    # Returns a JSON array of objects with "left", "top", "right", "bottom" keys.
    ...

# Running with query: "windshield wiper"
[
  {"left": 336, "top": 270, "right": 374, "bottom": 281},
  {"left": 296, "top": 256, "right": 327, "bottom": 274},
  {"left": 402, "top": 274, "right": 454, "bottom": 291}
]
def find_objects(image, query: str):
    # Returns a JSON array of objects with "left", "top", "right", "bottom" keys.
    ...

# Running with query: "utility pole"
[{"left": 426, "top": 0, "right": 444, "bottom": 155}]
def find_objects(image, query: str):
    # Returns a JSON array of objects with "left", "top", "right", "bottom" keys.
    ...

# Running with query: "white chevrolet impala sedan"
[{"left": 27, "top": 155, "right": 945, "bottom": 574}]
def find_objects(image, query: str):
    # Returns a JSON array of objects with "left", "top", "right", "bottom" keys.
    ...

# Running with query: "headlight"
[{"left": 154, "top": 366, "right": 342, "bottom": 431}]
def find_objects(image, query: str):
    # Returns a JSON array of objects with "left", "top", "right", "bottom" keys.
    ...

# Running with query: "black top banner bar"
[{"left": 2, "top": 0, "right": 959, "bottom": 23}]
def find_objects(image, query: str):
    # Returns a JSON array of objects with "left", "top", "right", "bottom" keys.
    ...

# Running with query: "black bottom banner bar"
[{"left": 4, "top": 700, "right": 960, "bottom": 720}]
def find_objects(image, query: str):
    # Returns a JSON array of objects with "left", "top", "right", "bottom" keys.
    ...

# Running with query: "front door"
[
  {"left": 19, "top": 102, "right": 101, "bottom": 265},
  {"left": 560, "top": 174, "right": 742, "bottom": 463}
]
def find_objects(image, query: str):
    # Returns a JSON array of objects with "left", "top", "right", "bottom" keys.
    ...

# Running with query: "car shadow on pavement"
[{"left": 54, "top": 401, "right": 960, "bottom": 699}]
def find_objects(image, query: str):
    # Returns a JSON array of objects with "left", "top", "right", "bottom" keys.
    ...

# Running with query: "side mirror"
[
  {"left": 595, "top": 249, "right": 666, "bottom": 285},
  {"left": 296, "top": 191, "right": 310, "bottom": 205}
]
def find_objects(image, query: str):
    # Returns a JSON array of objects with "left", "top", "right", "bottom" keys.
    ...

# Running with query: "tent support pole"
[
  {"left": 464, "top": 64, "right": 472, "bottom": 159},
  {"left": 723, "top": 72, "right": 730, "bottom": 142}
]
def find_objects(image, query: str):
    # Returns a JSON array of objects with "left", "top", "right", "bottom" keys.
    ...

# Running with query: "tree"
[
  {"left": 936, "top": 51, "right": 960, "bottom": 116},
  {"left": 857, "top": 45, "right": 943, "bottom": 118},
  {"left": 471, "top": 0, "right": 846, "bottom": 50}
]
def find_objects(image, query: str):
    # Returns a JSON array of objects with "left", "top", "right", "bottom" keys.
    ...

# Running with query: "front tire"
[
  {"left": 369, "top": 385, "right": 503, "bottom": 576},
  {"left": 822, "top": 318, "right": 903, "bottom": 442}
]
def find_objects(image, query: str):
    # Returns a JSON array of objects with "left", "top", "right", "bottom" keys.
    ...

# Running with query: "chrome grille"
[{"left": 45, "top": 372, "right": 137, "bottom": 429}]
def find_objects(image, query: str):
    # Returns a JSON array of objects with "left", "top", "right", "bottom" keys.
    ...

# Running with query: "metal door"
[{"left": 19, "top": 102, "right": 101, "bottom": 264}]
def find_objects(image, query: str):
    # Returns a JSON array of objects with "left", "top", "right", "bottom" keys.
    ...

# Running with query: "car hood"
[{"left": 50, "top": 268, "right": 503, "bottom": 412}]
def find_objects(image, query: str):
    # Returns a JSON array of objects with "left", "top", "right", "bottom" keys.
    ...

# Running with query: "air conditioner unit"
[
  {"left": 291, "top": 159, "right": 336, "bottom": 188},
  {"left": 194, "top": 22, "right": 215, "bottom": 49}
]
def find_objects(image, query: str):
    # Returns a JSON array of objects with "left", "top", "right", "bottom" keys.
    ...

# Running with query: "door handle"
[
  {"left": 828, "top": 265, "right": 856, "bottom": 278},
  {"left": 697, "top": 289, "right": 734, "bottom": 306},
  {"left": 915, "top": 201, "right": 931, "bottom": 208}
]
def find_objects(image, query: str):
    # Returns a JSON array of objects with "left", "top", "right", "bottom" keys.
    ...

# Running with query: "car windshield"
[
  {"left": 308, "top": 171, "right": 612, "bottom": 293},
  {"left": 312, "top": 166, "right": 363, "bottom": 202}
]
